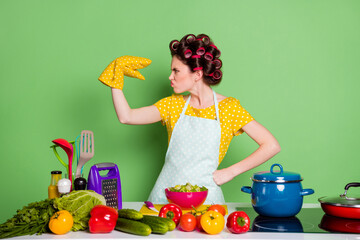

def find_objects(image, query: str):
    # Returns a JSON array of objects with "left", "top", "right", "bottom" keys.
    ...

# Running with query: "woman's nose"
[{"left": 169, "top": 73, "right": 174, "bottom": 80}]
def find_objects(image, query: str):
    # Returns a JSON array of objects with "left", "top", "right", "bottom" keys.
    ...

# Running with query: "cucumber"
[
  {"left": 154, "top": 216, "right": 176, "bottom": 231},
  {"left": 139, "top": 215, "right": 169, "bottom": 234},
  {"left": 115, "top": 218, "right": 151, "bottom": 236},
  {"left": 118, "top": 208, "right": 143, "bottom": 220}
]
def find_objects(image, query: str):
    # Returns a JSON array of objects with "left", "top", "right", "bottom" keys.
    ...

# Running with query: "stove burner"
[
  {"left": 236, "top": 206, "right": 360, "bottom": 234},
  {"left": 252, "top": 215, "right": 306, "bottom": 232},
  {"left": 319, "top": 214, "right": 360, "bottom": 233}
]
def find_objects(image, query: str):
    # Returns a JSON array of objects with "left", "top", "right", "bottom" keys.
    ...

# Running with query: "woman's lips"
[{"left": 171, "top": 82, "right": 174, "bottom": 87}]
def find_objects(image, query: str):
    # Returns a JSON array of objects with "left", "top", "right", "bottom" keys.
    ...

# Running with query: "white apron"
[{"left": 148, "top": 90, "right": 225, "bottom": 204}]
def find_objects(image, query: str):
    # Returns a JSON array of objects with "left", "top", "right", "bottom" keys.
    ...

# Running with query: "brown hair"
[{"left": 169, "top": 34, "right": 223, "bottom": 86}]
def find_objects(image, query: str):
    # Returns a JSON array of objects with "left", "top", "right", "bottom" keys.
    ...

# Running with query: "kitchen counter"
[{"left": 12, "top": 202, "right": 360, "bottom": 240}]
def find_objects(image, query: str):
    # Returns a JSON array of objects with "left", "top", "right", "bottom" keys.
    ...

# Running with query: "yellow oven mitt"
[{"left": 98, "top": 55, "right": 152, "bottom": 89}]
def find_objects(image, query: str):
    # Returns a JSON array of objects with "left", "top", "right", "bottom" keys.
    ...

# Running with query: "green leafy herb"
[{"left": 0, "top": 199, "right": 56, "bottom": 239}]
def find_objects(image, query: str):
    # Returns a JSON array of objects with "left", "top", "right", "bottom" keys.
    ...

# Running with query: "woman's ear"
[{"left": 194, "top": 70, "right": 203, "bottom": 82}]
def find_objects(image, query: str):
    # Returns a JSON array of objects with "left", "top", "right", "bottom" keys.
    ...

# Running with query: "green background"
[{"left": 1, "top": 0, "right": 359, "bottom": 223}]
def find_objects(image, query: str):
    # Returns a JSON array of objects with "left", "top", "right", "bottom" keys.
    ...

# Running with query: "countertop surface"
[{"left": 11, "top": 202, "right": 360, "bottom": 240}]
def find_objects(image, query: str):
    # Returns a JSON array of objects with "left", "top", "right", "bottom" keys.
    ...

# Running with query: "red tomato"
[
  {"left": 208, "top": 204, "right": 226, "bottom": 216},
  {"left": 179, "top": 213, "right": 196, "bottom": 232},
  {"left": 196, "top": 214, "right": 203, "bottom": 231}
]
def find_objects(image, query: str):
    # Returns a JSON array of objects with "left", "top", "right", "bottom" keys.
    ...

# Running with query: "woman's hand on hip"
[{"left": 213, "top": 168, "right": 235, "bottom": 186}]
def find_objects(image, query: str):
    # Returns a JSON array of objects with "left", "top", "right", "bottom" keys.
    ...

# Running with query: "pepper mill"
[{"left": 74, "top": 177, "right": 87, "bottom": 190}]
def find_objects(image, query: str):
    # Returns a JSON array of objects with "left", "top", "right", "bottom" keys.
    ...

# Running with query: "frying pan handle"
[
  {"left": 340, "top": 182, "right": 360, "bottom": 199},
  {"left": 345, "top": 182, "right": 360, "bottom": 191}
]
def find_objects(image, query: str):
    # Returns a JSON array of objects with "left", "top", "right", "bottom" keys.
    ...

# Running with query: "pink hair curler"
[
  {"left": 213, "top": 59, "right": 222, "bottom": 69},
  {"left": 196, "top": 47, "right": 205, "bottom": 55},
  {"left": 191, "top": 55, "right": 201, "bottom": 58},
  {"left": 196, "top": 36, "right": 210, "bottom": 43},
  {"left": 170, "top": 40, "right": 180, "bottom": 51},
  {"left": 204, "top": 52, "right": 213, "bottom": 61},
  {"left": 212, "top": 70, "right": 222, "bottom": 79},
  {"left": 217, "top": 49, "right": 221, "bottom": 58},
  {"left": 185, "top": 34, "right": 196, "bottom": 43},
  {"left": 193, "top": 67, "right": 203, "bottom": 71},
  {"left": 184, "top": 49, "right": 192, "bottom": 58}
]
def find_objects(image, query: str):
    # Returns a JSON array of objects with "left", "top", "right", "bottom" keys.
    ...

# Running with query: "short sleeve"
[
  {"left": 231, "top": 99, "right": 254, "bottom": 136},
  {"left": 154, "top": 96, "right": 172, "bottom": 126}
]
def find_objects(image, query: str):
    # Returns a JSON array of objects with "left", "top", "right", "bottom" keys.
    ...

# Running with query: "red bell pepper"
[
  {"left": 158, "top": 203, "right": 182, "bottom": 225},
  {"left": 89, "top": 205, "right": 118, "bottom": 233},
  {"left": 226, "top": 211, "right": 250, "bottom": 234}
]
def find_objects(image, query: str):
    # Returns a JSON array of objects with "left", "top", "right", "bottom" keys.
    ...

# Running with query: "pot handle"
[
  {"left": 300, "top": 188, "right": 314, "bottom": 196},
  {"left": 270, "top": 163, "right": 283, "bottom": 174},
  {"left": 241, "top": 186, "right": 252, "bottom": 194}
]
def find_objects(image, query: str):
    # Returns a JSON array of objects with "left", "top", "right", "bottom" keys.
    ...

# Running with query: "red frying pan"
[{"left": 318, "top": 182, "right": 360, "bottom": 219}]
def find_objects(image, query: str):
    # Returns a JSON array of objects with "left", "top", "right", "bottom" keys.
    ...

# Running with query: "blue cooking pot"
[{"left": 241, "top": 164, "right": 314, "bottom": 217}]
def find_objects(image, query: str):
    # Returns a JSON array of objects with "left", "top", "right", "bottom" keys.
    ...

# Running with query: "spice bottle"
[
  {"left": 48, "top": 170, "right": 62, "bottom": 199},
  {"left": 58, "top": 174, "right": 72, "bottom": 194}
]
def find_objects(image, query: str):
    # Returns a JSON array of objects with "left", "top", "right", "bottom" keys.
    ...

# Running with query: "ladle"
[{"left": 52, "top": 138, "right": 74, "bottom": 186}]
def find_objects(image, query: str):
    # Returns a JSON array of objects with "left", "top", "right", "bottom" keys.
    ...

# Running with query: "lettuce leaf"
[{"left": 53, "top": 190, "right": 106, "bottom": 231}]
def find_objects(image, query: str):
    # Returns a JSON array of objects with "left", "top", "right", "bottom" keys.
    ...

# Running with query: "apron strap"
[
  {"left": 180, "top": 94, "right": 192, "bottom": 116},
  {"left": 213, "top": 90, "right": 220, "bottom": 123},
  {"left": 180, "top": 90, "right": 220, "bottom": 123}
]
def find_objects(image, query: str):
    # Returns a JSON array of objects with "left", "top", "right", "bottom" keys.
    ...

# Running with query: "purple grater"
[{"left": 87, "top": 162, "right": 122, "bottom": 209}]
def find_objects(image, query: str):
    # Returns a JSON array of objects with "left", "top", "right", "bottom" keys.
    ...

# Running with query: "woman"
[{"left": 108, "top": 34, "right": 280, "bottom": 204}]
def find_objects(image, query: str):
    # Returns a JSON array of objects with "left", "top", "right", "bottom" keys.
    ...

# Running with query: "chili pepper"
[
  {"left": 158, "top": 203, "right": 182, "bottom": 225},
  {"left": 89, "top": 205, "right": 118, "bottom": 233},
  {"left": 226, "top": 211, "right": 250, "bottom": 234}
]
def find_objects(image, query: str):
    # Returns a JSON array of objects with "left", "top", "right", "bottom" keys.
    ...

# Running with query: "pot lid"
[
  {"left": 318, "top": 182, "right": 360, "bottom": 208},
  {"left": 252, "top": 164, "right": 302, "bottom": 183}
]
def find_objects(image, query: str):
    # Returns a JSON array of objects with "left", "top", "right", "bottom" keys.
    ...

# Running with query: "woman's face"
[{"left": 169, "top": 56, "right": 197, "bottom": 93}]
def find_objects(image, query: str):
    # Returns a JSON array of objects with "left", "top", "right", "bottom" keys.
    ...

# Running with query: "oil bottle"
[{"left": 48, "top": 170, "right": 62, "bottom": 199}]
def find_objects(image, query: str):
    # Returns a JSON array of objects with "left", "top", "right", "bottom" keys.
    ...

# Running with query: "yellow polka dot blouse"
[{"left": 154, "top": 94, "right": 254, "bottom": 164}]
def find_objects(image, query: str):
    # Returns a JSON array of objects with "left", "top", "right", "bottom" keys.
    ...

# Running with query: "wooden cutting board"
[{"left": 139, "top": 204, "right": 228, "bottom": 215}]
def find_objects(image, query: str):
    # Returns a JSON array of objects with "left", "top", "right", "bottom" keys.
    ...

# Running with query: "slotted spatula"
[{"left": 75, "top": 130, "right": 94, "bottom": 178}]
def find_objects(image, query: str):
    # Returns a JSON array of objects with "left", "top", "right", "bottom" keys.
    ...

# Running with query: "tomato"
[
  {"left": 208, "top": 204, "right": 226, "bottom": 216},
  {"left": 49, "top": 210, "right": 74, "bottom": 235},
  {"left": 200, "top": 210, "right": 225, "bottom": 235},
  {"left": 179, "top": 213, "right": 196, "bottom": 232},
  {"left": 196, "top": 214, "right": 203, "bottom": 231}
]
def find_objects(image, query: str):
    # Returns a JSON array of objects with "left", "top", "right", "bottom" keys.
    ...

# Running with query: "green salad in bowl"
[{"left": 168, "top": 182, "right": 208, "bottom": 192}]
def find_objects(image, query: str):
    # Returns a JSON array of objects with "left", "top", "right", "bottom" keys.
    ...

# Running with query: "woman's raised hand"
[{"left": 98, "top": 55, "right": 152, "bottom": 89}]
